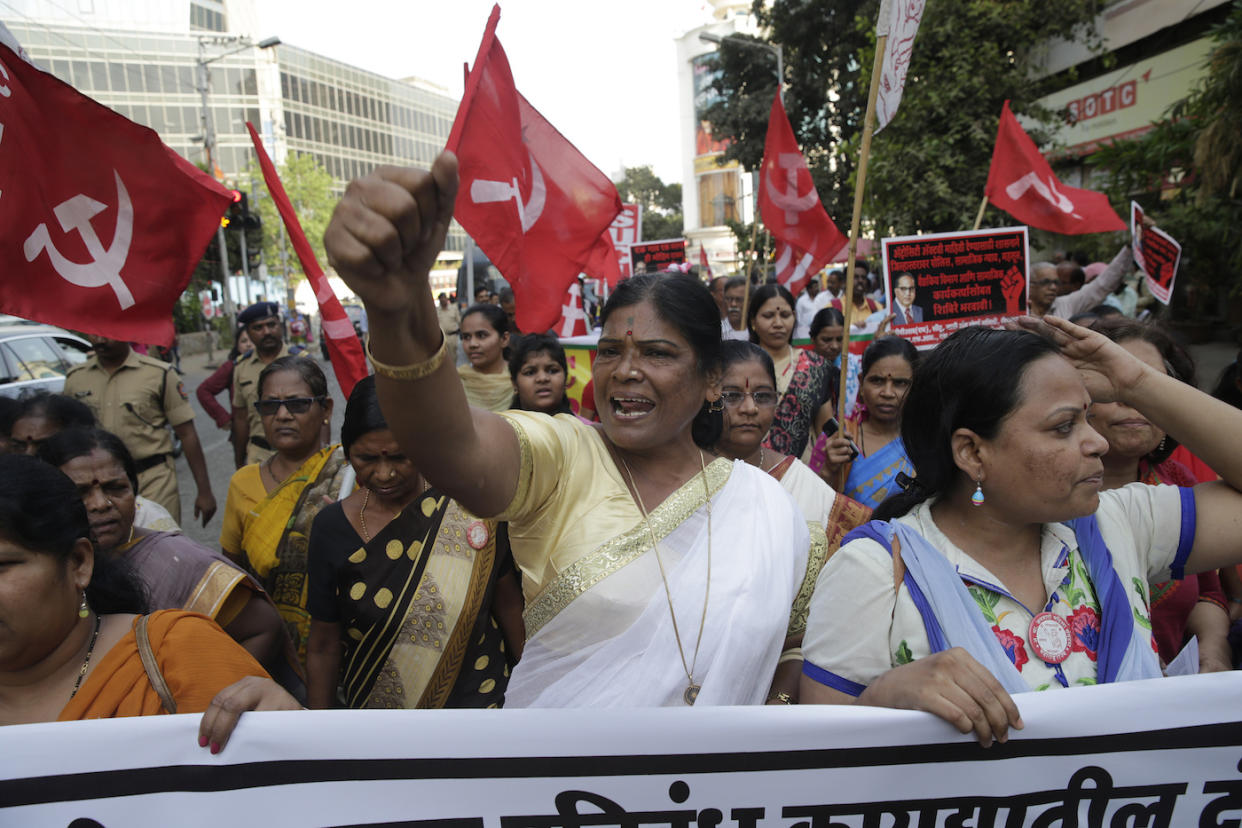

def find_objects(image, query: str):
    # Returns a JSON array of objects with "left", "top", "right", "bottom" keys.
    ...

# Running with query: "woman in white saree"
[{"left": 321, "top": 154, "right": 807, "bottom": 707}]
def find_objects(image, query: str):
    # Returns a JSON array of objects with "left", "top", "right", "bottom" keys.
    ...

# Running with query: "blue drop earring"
[{"left": 971, "top": 478, "right": 985, "bottom": 507}]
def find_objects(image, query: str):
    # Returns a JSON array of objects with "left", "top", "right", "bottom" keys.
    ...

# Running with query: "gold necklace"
[
  {"left": 359, "top": 478, "right": 430, "bottom": 542},
  {"left": 618, "top": 450, "right": 712, "bottom": 706},
  {"left": 359, "top": 487, "right": 372, "bottom": 542}
]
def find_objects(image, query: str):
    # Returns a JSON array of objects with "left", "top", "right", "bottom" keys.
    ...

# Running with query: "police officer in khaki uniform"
[
  {"left": 232, "top": 302, "right": 293, "bottom": 468},
  {"left": 64, "top": 335, "right": 217, "bottom": 526}
]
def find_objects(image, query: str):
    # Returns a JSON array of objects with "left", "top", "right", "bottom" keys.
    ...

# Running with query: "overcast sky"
[{"left": 255, "top": 0, "right": 712, "bottom": 184}]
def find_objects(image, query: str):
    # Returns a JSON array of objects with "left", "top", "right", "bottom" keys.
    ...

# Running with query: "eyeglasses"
[
  {"left": 895, "top": 285, "right": 916, "bottom": 293},
  {"left": 720, "top": 390, "right": 780, "bottom": 407},
  {"left": 1034, "top": 279, "right": 1060, "bottom": 288},
  {"left": 255, "top": 396, "right": 325, "bottom": 416}
]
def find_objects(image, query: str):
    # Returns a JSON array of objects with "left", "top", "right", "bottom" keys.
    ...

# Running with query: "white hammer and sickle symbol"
[
  {"left": 765, "top": 153, "right": 818, "bottom": 225},
  {"left": 469, "top": 150, "right": 547, "bottom": 233},
  {"left": 23, "top": 170, "right": 136, "bottom": 310}
]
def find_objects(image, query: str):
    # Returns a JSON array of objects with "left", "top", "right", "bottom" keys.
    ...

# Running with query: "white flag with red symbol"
[{"left": 874, "top": 0, "right": 926, "bottom": 134}]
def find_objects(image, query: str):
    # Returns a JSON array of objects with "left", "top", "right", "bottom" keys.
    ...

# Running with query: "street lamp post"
[
  {"left": 196, "top": 34, "right": 280, "bottom": 324},
  {"left": 698, "top": 31, "right": 783, "bottom": 102}
]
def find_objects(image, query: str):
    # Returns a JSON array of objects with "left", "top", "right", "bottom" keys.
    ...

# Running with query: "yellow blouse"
[{"left": 219, "top": 464, "right": 265, "bottom": 559}]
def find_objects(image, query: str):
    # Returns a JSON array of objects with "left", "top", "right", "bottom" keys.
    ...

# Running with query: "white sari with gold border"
[{"left": 504, "top": 456, "right": 808, "bottom": 708}]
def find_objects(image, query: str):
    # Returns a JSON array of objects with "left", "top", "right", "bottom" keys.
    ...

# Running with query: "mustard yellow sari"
[{"left": 239, "top": 444, "right": 349, "bottom": 662}]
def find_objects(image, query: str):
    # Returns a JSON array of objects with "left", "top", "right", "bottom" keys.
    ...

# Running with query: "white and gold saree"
[{"left": 498, "top": 411, "right": 808, "bottom": 707}]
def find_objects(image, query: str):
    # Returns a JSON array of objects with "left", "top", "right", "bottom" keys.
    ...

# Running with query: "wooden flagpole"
[
  {"left": 972, "top": 194, "right": 988, "bottom": 230},
  {"left": 836, "top": 31, "right": 889, "bottom": 451}
]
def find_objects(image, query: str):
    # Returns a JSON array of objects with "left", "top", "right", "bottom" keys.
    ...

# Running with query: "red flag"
[
  {"left": 448, "top": 6, "right": 621, "bottom": 334},
  {"left": 699, "top": 245, "right": 712, "bottom": 279},
  {"left": 0, "top": 42, "right": 231, "bottom": 346},
  {"left": 583, "top": 231, "right": 622, "bottom": 286},
  {"left": 246, "top": 123, "right": 367, "bottom": 398},
  {"left": 757, "top": 93, "right": 848, "bottom": 295},
  {"left": 985, "top": 101, "right": 1125, "bottom": 235}
]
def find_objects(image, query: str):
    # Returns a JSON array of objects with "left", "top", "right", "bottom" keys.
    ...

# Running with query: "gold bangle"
[
  {"left": 778, "top": 648, "right": 803, "bottom": 664},
  {"left": 366, "top": 333, "right": 447, "bottom": 381},
  {"left": 766, "top": 692, "right": 794, "bottom": 705}
]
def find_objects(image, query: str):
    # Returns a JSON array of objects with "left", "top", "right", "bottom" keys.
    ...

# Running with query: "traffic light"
[{"left": 238, "top": 192, "right": 262, "bottom": 231}]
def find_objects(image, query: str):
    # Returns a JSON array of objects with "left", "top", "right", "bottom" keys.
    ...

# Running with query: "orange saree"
[{"left": 58, "top": 610, "right": 269, "bottom": 721}]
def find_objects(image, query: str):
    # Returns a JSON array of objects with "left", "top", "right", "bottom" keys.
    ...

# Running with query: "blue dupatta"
[
  {"left": 844, "top": 437, "right": 914, "bottom": 509},
  {"left": 843, "top": 515, "right": 1164, "bottom": 693}
]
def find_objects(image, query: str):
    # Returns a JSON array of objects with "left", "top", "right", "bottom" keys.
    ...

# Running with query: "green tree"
[
  {"left": 1091, "top": 1, "right": 1242, "bottom": 316},
  {"left": 704, "top": 0, "right": 1100, "bottom": 236},
  {"left": 615, "top": 166, "right": 684, "bottom": 240},
  {"left": 243, "top": 152, "right": 338, "bottom": 286}
]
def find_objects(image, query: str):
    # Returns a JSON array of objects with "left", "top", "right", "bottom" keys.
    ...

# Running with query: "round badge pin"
[
  {"left": 1028, "top": 612, "right": 1072, "bottom": 664},
  {"left": 466, "top": 521, "right": 490, "bottom": 550}
]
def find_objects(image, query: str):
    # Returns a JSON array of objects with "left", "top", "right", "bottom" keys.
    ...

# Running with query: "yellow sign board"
[{"left": 1036, "top": 38, "right": 1212, "bottom": 157}]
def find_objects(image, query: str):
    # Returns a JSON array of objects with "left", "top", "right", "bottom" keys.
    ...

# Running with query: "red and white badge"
[
  {"left": 466, "top": 521, "right": 490, "bottom": 550},
  {"left": 1028, "top": 612, "right": 1072, "bottom": 664}
]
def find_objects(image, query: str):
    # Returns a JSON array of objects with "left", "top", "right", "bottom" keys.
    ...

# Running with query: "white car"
[{"left": 0, "top": 320, "right": 93, "bottom": 398}]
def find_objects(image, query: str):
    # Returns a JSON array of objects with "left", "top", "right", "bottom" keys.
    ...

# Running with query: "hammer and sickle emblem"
[
  {"left": 23, "top": 169, "right": 136, "bottom": 310},
  {"left": 1004, "top": 172, "right": 1080, "bottom": 218},
  {"left": 468, "top": 150, "right": 547, "bottom": 233},
  {"left": 765, "top": 152, "right": 818, "bottom": 225}
]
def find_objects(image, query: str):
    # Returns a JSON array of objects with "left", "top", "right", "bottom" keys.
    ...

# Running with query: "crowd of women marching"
[{"left": 4, "top": 152, "right": 1242, "bottom": 755}]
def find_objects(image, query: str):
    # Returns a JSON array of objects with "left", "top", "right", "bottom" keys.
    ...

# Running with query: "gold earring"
[{"left": 78, "top": 591, "right": 89, "bottom": 619}]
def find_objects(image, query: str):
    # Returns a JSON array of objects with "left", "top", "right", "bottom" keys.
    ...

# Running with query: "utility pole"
[{"left": 196, "top": 34, "right": 280, "bottom": 324}]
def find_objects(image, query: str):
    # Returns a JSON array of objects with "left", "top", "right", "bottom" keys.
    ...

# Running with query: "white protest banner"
[
  {"left": 882, "top": 225, "right": 1029, "bottom": 348},
  {"left": 1132, "top": 201, "right": 1182, "bottom": 305},
  {"left": 609, "top": 203, "right": 642, "bottom": 281},
  {"left": 4, "top": 673, "right": 1242, "bottom": 826}
]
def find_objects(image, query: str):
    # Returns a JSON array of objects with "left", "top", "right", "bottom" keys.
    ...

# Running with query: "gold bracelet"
[
  {"left": 366, "top": 333, "right": 447, "bottom": 381},
  {"left": 766, "top": 692, "right": 794, "bottom": 705}
]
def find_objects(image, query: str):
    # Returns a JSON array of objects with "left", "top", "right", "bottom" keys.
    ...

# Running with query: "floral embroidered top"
[
  {"left": 802, "top": 483, "right": 1195, "bottom": 694},
  {"left": 764, "top": 349, "right": 831, "bottom": 459}
]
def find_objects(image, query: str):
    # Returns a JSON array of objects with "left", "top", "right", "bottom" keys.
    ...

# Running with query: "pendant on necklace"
[{"left": 683, "top": 683, "right": 700, "bottom": 705}]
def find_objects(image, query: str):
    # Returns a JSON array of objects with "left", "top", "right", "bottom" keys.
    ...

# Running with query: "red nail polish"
[
  {"left": 198, "top": 735, "right": 208, "bottom": 748},
  {"left": 210, "top": 742, "right": 221, "bottom": 755}
]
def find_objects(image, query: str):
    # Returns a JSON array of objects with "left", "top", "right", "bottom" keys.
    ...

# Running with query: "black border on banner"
[{"left": 3, "top": 720, "right": 1241, "bottom": 807}]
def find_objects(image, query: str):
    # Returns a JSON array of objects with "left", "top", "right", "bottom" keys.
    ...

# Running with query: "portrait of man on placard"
[{"left": 891, "top": 272, "right": 923, "bottom": 325}]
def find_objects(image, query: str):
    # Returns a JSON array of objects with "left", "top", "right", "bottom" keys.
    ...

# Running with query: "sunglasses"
[{"left": 255, "top": 396, "right": 325, "bottom": 416}]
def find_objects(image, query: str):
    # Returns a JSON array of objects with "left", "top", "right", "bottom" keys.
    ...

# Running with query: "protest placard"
[
  {"left": 608, "top": 203, "right": 642, "bottom": 281},
  {"left": 631, "top": 239, "right": 686, "bottom": 273},
  {"left": 882, "top": 226, "right": 1029, "bottom": 348},
  {"left": 4, "top": 674, "right": 1242, "bottom": 827},
  {"left": 1132, "top": 201, "right": 1182, "bottom": 305}
]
